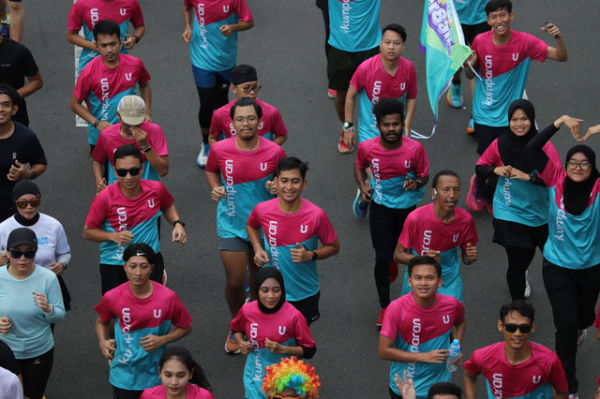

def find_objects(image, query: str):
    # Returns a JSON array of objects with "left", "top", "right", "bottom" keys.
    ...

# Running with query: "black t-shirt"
[
  {"left": 0, "top": 122, "right": 47, "bottom": 221},
  {"left": 0, "top": 340, "right": 20, "bottom": 375},
  {"left": 0, "top": 38, "right": 39, "bottom": 126}
]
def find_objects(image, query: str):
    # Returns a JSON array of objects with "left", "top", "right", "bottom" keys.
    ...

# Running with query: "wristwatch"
[
  {"left": 141, "top": 145, "right": 152, "bottom": 153},
  {"left": 312, "top": 251, "right": 318, "bottom": 261},
  {"left": 173, "top": 219, "right": 186, "bottom": 227},
  {"left": 343, "top": 121, "right": 353, "bottom": 130}
]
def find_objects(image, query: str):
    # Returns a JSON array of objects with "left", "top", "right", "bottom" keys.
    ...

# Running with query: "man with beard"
[{"left": 354, "top": 98, "right": 429, "bottom": 327}]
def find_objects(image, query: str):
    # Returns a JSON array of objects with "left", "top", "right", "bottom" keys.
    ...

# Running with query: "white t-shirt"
[
  {"left": 0, "top": 213, "right": 70, "bottom": 269},
  {"left": 0, "top": 366, "right": 23, "bottom": 399}
]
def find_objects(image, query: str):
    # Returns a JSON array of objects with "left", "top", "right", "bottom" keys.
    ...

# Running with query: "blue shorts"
[{"left": 192, "top": 65, "right": 232, "bottom": 88}]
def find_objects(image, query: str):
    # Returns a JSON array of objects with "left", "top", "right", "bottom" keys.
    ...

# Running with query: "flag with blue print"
[{"left": 417, "top": 0, "right": 471, "bottom": 138}]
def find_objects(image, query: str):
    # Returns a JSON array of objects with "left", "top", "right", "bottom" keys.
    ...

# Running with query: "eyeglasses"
[
  {"left": 16, "top": 199, "right": 41, "bottom": 209},
  {"left": 9, "top": 249, "right": 36, "bottom": 259},
  {"left": 238, "top": 84, "right": 261, "bottom": 94},
  {"left": 567, "top": 160, "right": 592, "bottom": 170},
  {"left": 503, "top": 323, "right": 532, "bottom": 333},
  {"left": 115, "top": 167, "right": 141, "bottom": 177}
]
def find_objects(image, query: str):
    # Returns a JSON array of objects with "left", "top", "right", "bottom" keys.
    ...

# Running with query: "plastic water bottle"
[{"left": 446, "top": 338, "right": 460, "bottom": 372}]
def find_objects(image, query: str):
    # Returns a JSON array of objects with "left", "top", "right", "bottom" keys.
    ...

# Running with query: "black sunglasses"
[
  {"left": 115, "top": 167, "right": 141, "bottom": 177},
  {"left": 9, "top": 249, "right": 36, "bottom": 259},
  {"left": 503, "top": 323, "right": 532, "bottom": 333}
]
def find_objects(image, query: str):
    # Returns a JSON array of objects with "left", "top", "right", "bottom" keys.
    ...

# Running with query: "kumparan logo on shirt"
[
  {"left": 224, "top": 159, "right": 236, "bottom": 217},
  {"left": 371, "top": 158, "right": 383, "bottom": 203},
  {"left": 420, "top": 230, "right": 433, "bottom": 255},
  {"left": 195, "top": 2, "right": 209, "bottom": 49},
  {"left": 118, "top": 307, "right": 134, "bottom": 365},
  {"left": 100, "top": 78, "right": 111, "bottom": 122},
  {"left": 113, "top": 206, "right": 128, "bottom": 260},
  {"left": 90, "top": 8, "right": 99, "bottom": 25},
  {"left": 267, "top": 220, "right": 280, "bottom": 269},
  {"left": 492, "top": 373, "right": 503, "bottom": 398},
  {"left": 483, "top": 55, "right": 495, "bottom": 106},
  {"left": 249, "top": 322, "right": 263, "bottom": 381},
  {"left": 406, "top": 318, "right": 421, "bottom": 378},
  {"left": 339, "top": 0, "right": 352, "bottom": 31}
]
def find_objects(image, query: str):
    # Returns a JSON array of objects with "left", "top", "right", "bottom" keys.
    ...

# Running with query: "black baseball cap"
[{"left": 7, "top": 227, "right": 37, "bottom": 249}]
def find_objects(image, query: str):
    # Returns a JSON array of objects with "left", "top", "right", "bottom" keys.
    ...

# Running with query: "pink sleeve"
[
  {"left": 398, "top": 214, "right": 415, "bottom": 248},
  {"left": 271, "top": 109, "right": 288, "bottom": 137},
  {"left": 470, "top": 36, "right": 481, "bottom": 70},
  {"left": 148, "top": 124, "right": 168, "bottom": 156},
  {"left": 158, "top": 184, "right": 175, "bottom": 210},
  {"left": 235, "top": 0, "right": 253, "bottom": 22},
  {"left": 94, "top": 293, "right": 115, "bottom": 323},
  {"left": 67, "top": 2, "right": 84, "bottom": 32},
  {"left": 349, "top": 63, "right": 366, "bottom": 92},
  {"left": 476, "top": 140, "right": 501, "bottom": 166},
  {"left": 170, "top": 292, "right": 193, "bottom": 328},
  {"left": 208, "top": 110, "right": 224, "bottom": 138},
  {"left": 550, "top": 353, "right": 569, "bottom": 393},
  {"left": 184, "top": 0, "right": 194, "bottom": 10},
  {"left": 247, "top": 205, "right": 261, "bottom": 229},
  {"left": 380, "top": 303, "right": 399, "bottom": 340},
  {"left": 525, "top": 33, "right": 548, "bottom": 62},
  {"left": 230, "top": 307, "right": 246, "bottom": 333},
  {"left": 414, "top": 144, "right": 429, "bottom": 178},
  {"left": 293, "top": 311, "right": 316, "bottom": 348},
  {"left": 454, "top": 300, "right": 465, "bottom": 325},
  {"left": 205, "top": 145, "right": 220, "bottom": 173},
  {"left": 73, "top": 66, "right": 91, "bottom": 101},
  {"left": 316, "top": 209, "right": 337, "bottom": 245},
  {"left": 85, "top": 190, "right": 109, "bottom": 229},
  {"left": 130, "top": 1, "right": 145, "bottom": 28},
  {"left": 407, "top": 64, "right": 417, "bottom": 99},
  {"left": 137, "top": 59, "right": 151, "bottom": 84},
  {"left": 274, "top": 146, "right": 287, "bottom": 165},
  {"left": 539, "top": 159, "right": 565, "bottom": 188},
  {"left": 460, "top": 217, "right": 479, "bottom": 251},
  {"left": 91, "top": 135, "right": 108, "bottom": 163},
  {"left": 355, "top": 143, "right": 369, "bottom": 169},
  {"left": 463, "top": 349, "right": 482, "bottom": 376}
]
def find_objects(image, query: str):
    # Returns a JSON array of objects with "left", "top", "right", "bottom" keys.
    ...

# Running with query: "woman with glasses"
[
  {"left": 475, "top": 99, "right": 581, "bottom": 300},
  {"left": 230, "top": 267, "right": 316, "bottom": 399},
  {"left": 0, "top": 180, "right": 72, "bottom": 310},
  {"left": 0, "top": 227, "right": 65, "bottom": 399}
]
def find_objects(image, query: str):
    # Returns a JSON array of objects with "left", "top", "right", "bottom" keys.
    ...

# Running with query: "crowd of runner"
[{"left": 0, "top": 0, "right": 599, "bottom": 398}]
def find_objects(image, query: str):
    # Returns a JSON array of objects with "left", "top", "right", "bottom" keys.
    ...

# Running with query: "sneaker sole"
[
  {"left": 337, "top": 143, "right": 354, "bottom": 154},
  {"left": 224, "top": 341, "right": 241, "bottom": 355},
  {"left": 352, "top": 190, "right": 367, "bottom": 218},
  {"left": 446, "top": 90, "right": 463, "bottom": 108}
]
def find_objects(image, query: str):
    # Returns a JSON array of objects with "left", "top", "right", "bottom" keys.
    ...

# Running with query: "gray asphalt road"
[{"left": 17, "top": 0, "right": 600, "bottom": 397}]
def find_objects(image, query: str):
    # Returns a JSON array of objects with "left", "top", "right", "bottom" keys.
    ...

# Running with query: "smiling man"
[
  {"left": 463, "top": 301, "right": 568, "bottom": 399},
  {"left": 379, "top": 256, "right": 466, "bottom": 399},
  {"left": 354, "top": 98, "right": 429, "bottom": 326},
  {"left": 247, "top": 156, "right": 340, "bottom": 325},
  {"left": 394, "top": 170, "right": 478, "bottom": 302}
]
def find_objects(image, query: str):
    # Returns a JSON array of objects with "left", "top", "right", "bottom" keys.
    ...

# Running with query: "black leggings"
[
  {"left": 543, "top": 260, "right": 600, "bottom": 394},
  {"left": 18, "top": 348, "right": 54, "bottom": 399},
  {"left": 196, "top": 83, "right": 229, "bottom": 139},
  {"left": 369, "top": 203, "right": 414, "bottom": 308},
  {"left": 505, "top": 246, "right": 536, "bottom": 300}
]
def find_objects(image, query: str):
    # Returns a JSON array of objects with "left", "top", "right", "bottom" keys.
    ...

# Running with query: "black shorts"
[
  {"left": 327, "top": 46, "right": 379, "bottom": 91},
  {"left": 462, "top": 21, "right": 490, "bottom": 45},
  {"left": 113, "top": 386, "right": 143, "bottom": 399},
  {"left": 99, "top": 252, "right": 165, "bottom": 294},
  {"left": 493, "top": 219, "right": 548, "bottom": 249},
  {"left": 289, "top": 292, "right": 320, "bottom": 325},
  {"left": 474, "top": 123, "right": 509, "bottom": 155}
]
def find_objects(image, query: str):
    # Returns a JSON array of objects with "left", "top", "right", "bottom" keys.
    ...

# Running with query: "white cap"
[{"left": 117, "top": 95, "right": 146, "bottom": 126}]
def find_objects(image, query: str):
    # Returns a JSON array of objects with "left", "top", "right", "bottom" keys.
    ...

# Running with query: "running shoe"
[
  {"left": 337, "top": 130, "right": 353, "bottom": 154},
  {"left": 0, "top": 19, "right": 9, "bottom": 39},
  {"left": 524, "top": 271, "right": 531, "bottom": 299},
  {"left": 446, "top": 82, "right": 463, "bottom": 108},
  {"left": 224, "top": 330, "right": 240, "bottom": 354},
  {"left": 389, "top": 261, "right": 398, "bottom": 283},
  {"left": 466, "top": 174, "right": 484, "bottom": 212},
  {"left": 568, "top": 394, "right": 579, "bottom": 399},
  {"left": 466, "top": 117, "right": 475, "bottom": 134},
  {"left": 327, "top": 88, "right": 336, "bottom": 99},
  {"left": 196, "top": 142, "right": 210, "bottom": 168},
  {"left": 376, "top": 307, "right": 387, "bottom": 328},
  {"left": 352, "top": 189, "right": 368, "bottom": 218},
  {"left": 577, "top": 329, "right": 587, "bottom": 347}
]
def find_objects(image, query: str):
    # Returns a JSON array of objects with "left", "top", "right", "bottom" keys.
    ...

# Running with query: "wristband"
[
  {"left": 29, "top": 169, "right": 36, "bottom": 179},
  {"left": 312, "top": 251, "right": 318, "bottom": 261},
  {"left": 93, "top": 119, "right": 100, "bottom": 128},
  {"left": 134, "top": 35, "right": 141, "bottom": 44},
  {"left": 142, "top": 145, "right": 152, "bottom": 153},
  {"left": 173, "top": 219, "right": 186, "bottom": 227}
]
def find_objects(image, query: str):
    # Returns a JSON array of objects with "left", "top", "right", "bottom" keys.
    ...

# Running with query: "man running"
[
  {"left": 327, "top": 0, "right": 381, "bottom": 153},
  {"left": 344, "top": 23, "right": 417, "bottom": 149},
  {"left": 354, "top": 98, "right": 429, "bottom": 326},
  {"left": 67, "top": 0, "right": 145, "bottom": 73},
  {"left": 84, "top": 144, "right": 186, "bottom": 294},
  {"left": 91, "top": 95, "right": 168, "bottom": 191},
  {"left": 70, "top": 19, "right": 151, "bottom": 151},
  {"left": 205, "top": 97, "right": 286, "bottom": 353},
  {"left": 247, "top": 157, "right": 340, "bottom": 325},
  {"left": 463, "top": 301, "right": 568, "bottom": 399},
  {"left": 379, "top": 256, "right": 466, "bottom": 399},
  {"left": 209, "top": 64, "right": 287, "bottom": 146},
  {"left": 394, "top": 170, "right": 478, "bottom": 301}
]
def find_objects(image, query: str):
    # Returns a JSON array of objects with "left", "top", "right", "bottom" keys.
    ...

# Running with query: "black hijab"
[
  {"left": 563, "top": 145, "right": 600, "bottom": 215},
  {"left": 254, "top": 267, "right": 286, "bottom": 314},
  {"left": 498, "top": 99, "right": 547, "bottom": 172},
  {"left": 11, "top": 180, "right": 41, "bottom": 226}
]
